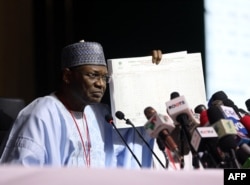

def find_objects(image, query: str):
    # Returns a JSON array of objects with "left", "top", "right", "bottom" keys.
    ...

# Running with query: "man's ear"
[{"left": 62, "top": 68, "right": 72, "bottom": 84}]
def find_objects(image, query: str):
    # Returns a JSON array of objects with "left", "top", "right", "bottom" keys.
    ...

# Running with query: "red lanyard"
[
  {"left": 57, "top": 94, "right": 91, "bottom": 166},
  {"left": 69, "top": 111, "right": 91, "bottom": 167}
]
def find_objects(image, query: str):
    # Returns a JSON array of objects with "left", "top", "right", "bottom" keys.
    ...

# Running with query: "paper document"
[{"left": 107, "top": 51, "right": 207, "bottom": 128}]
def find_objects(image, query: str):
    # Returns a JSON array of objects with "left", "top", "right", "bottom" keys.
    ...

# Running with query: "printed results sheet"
[{"left": 107, "top": 52, "right": 207, "bottom": 128}]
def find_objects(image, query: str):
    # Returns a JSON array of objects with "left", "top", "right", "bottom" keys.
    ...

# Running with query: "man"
[{"left": 0, "top": 40, "right": 162, "bottom": 168}]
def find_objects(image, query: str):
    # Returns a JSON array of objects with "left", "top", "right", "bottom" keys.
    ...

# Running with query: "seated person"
[{"left": 0, "top": 40, "right": 162, "bottom": 168}]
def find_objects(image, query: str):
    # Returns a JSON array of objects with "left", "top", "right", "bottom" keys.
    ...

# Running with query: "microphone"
[
  {"left": 235, "top": 143, "right": 250, "bottom": 168},
  {"left": 190, "top": 126, "right": 221, "bottom": 168},
  {"left": 166, "top": 95, "right": 199, "bottom": 128},
  {"left": 170, "top": 91, "right": 180, "bottom": 100},
  {"left": 165, "top": 94, "right": 201, "bottom": 169},
  {"left": 200, "top": 110, "right": 209, "bottom": 127},
  {"left": 115, "top": 111, "right": 166, "bottom": 169},
  {"left": 144, "top": 107, "right": 175, "bottom": 138},
  {"left": 208, "top": 91, "right": 249, "bottom": 138},
  {"left": 224, "top": 99, "right": 250, "bottom": 124},
  {"left": 170, "top": 91, "right": 200, "bottom": 128},
  {"left": 208, "top": 90, "right": 228, "bottom": 108},
  {"left": 245, "top": 99, "right": 250, "bottom": 112},
  {"left": 217, "top": 104, "right": 250, "bottom": 145},
  {"left": 169, "top": 91, "right": 191, "bottom": 156},
  {"left": 227, "top": 98, "right": 248, "bottom": 117},
  {"left": 143, "top": 107, "right": 183, "bottom": 164},
  {"left": 194, "top": 104, "right": 209, "bottom": 126},
  {"left": 207, "top": 92, "right": 250, "bottom": 145},
  {"left": 223, "top": 98, "right": 243, "bottom": 119},
  {"left": 190, "top": 126, "right": 218, "bottom": 152},
  {"left": 240, "top": 114, "right": 250, "bottom": 134},
  {"left": 194, "top": 104, "right": 206, "bottom": 114},
  {"left": 105, "top": 114, "right": 142, "bottom": 168},
  {"left": 193, "top": 104, "right": 227, "bottom": 168},
  {"left": 206, "top": 105, "right": 238, "bottom": 138},
  {"left": 220, "top": 96, "right": 250, "bottom": 143},
  {"left": 206, "top": 106, "right": 241, "bottom": 168},
  {"left": 217, "top": 135, "right": 241, "bottom": 168}
]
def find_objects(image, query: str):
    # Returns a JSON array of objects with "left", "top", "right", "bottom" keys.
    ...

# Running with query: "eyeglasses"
[{"left": 78, "top": 72, "right": 111, "bottom": 83}]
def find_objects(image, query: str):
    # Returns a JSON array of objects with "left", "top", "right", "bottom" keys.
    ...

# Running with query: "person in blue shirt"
[{"left": 0, "top": 40, "right": 162, "bottom": 168}]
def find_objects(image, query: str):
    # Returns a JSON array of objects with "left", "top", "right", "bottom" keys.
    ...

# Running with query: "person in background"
[{"left": 0, "top": 40, "right": 162, "bottom": 168}]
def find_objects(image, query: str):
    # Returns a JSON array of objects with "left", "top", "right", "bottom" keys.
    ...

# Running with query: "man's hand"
[{"left": 152, "top": 50, "right": 162, "bottom": 65}]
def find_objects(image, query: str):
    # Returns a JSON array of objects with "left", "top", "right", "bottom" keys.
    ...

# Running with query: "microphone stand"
[
  {"left": 229, "top": 148, "right": 241, "bottom": 169},
  {"left": 177, "top": 113, "right": 200, "bottom": 169},
  {"left": 109, "top": 119, "right": 142, "bottom": 168},
  {"left": 157, "top": 137, "right": 169, "bottom": 169},
  {"left": 125, "top": 118, "right": 167, "bottom": 169},
  {"left": 179, "top": 126, "right": 186, "bottom": 169}
]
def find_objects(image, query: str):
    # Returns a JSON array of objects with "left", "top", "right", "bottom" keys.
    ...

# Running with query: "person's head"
[{"left": 59, "top": 40, "right": 110, "bottom": 110}]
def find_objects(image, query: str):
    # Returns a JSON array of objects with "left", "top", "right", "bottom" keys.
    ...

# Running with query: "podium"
[{"left": 0, "top": 165, "right": 223, "bottom": 185}]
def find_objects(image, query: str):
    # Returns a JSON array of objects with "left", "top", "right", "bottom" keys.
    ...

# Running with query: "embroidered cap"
[{"left": 61, "top": 40, "right": 106, "bottom": 68}]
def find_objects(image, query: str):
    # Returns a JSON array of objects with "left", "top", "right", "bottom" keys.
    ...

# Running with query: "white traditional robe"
[{"left": 0, "top": 93, "right": 153, "bottom": 168}]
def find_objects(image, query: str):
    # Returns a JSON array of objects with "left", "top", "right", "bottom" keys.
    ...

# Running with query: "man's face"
[{"left": 68, "top": 65, "right": 109, "bottom": 104}]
